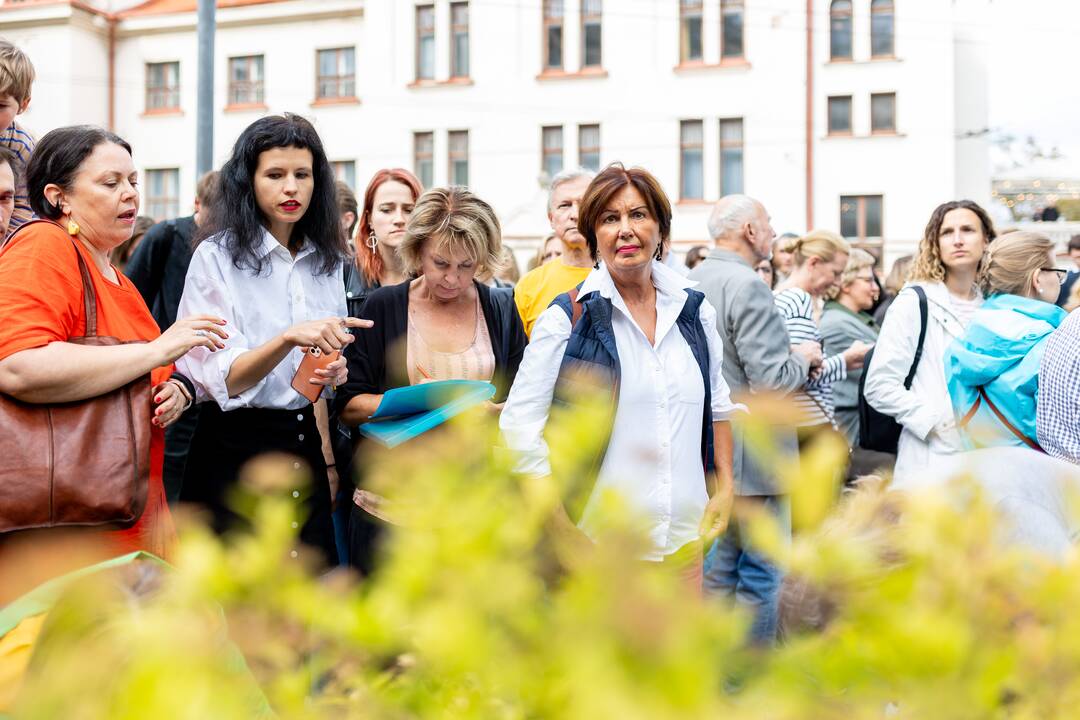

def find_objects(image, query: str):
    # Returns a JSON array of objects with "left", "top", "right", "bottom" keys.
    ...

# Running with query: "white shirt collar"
[
  {"left": 256, "top": 226, "right": 314, "bottom": 261},
  {"left": 579, "top": 259, "right": 697, "bottom": 300}
]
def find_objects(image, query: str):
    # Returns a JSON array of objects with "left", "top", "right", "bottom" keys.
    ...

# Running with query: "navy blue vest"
[{"left": 550, "top": 286, "right": 715, "bottom": 522}]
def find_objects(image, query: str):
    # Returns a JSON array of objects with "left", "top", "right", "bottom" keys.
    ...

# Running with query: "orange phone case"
[{"left": 291, "top": 347, "right": 340, "bottom": 403}]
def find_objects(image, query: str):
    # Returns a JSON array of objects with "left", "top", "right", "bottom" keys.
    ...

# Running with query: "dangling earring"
[
  {"left": 366, "top": 230, "right": 378, "bottom": 253},
  {"left": 654, "top": 244, "right": 663, "bottom": 261},
  {"left": 66, "top": 218, "right": 80, "bottom": 236}
]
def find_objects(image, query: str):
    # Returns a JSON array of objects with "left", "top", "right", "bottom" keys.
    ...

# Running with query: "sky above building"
[{"left": 989, "top": 0, "right": 1080, "bottom": 176}]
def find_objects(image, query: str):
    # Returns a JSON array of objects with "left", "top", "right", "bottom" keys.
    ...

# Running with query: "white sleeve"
[
  {"left": 863, "top": 289, "right": 939, "bottom": 440},
  {"left": 498, "top": 305, "right": 572, "bottom": 477},
  {"left": 174, "top": 244, "right": 262, "bottom": 410},
  {"left": 699, "top": 299, "right": 747, "bottom": 421}
]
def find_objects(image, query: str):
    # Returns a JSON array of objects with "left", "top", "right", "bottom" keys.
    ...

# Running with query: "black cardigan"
[{"left": 334, "top": 280, "right": 528, "bottom": 417}]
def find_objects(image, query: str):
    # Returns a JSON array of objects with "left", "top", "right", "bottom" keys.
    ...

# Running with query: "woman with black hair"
[{"left": 176, "top": 114, "right": 370, "bottom": 564}]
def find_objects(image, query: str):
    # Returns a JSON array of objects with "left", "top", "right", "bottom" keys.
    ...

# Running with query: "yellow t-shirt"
[{"left": 514, "top": 260, "right": 593, "bottom": 337}]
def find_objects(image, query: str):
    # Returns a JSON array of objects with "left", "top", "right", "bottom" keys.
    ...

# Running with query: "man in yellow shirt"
[{"left": 514, "top": 168, "right": 596, "bottom": 337}]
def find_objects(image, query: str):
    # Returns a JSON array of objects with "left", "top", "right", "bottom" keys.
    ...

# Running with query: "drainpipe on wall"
[
  {"left": 107, "top": 15, "right": 116, "bottom": 132},
  {"left": 805, "top": 0, "right": 814, "bottom": 230}
]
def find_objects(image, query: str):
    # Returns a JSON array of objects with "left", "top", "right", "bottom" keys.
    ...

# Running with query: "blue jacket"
[
  {"left": 550, "top": 285, "right": 714, "bottom": 521},
  {"left": 945, "top": 294, "right": 1066, "bottom": 449}
]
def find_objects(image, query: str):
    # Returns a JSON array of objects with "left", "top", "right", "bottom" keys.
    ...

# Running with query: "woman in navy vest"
[{"left": 500, "top": 163, "right": 742, "bottom": 586}]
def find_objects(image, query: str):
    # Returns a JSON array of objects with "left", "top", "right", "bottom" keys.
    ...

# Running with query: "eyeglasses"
[{"left": 1041, "top": 267, "right": 1069, "bottom": 285}]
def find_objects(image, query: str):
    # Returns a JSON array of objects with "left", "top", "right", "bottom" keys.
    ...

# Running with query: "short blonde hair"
[
  {"left": 398, "top": 186, "right": 503, "bottom": 276},
  {"left": 829, "top": 248, "right": 877, "bottom": 300},
  {"left": 0, "top": 40, "right": 34, "bottom": 103},
  {"left": 978, "top": 230, "right": 1054, "bottom": 298},
  {"left": 791, "top": 229, "right": 850, "bottom": 267}
]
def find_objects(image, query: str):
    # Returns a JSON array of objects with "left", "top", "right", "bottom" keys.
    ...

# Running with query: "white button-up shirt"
[
  {"left": 500, "top": 261, "right": 744, "bottom": 561},
  {"left": 176, "top": 229, "right": 347, "bottom": 411}
]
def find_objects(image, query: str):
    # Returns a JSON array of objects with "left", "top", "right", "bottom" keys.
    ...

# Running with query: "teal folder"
[{"left": 357, "top": 379, "right": 496, "bottom": 448}]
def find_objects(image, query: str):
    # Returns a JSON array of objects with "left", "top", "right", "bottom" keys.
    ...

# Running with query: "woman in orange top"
[{"left": 0, "top": 126, "right": 227, "bottom": 566}]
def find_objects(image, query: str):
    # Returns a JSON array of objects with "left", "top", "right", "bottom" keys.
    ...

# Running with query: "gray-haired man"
[
  {"left": 514, "top": 168, "right": 596, "bottom": 337},
  {"left": 689, "top": 194, "right": 820, "bottom": 644}
]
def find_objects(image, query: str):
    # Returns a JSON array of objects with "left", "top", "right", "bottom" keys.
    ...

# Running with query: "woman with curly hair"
[{"left": 863, "top": 200, "right": 995, "bottom": 486}]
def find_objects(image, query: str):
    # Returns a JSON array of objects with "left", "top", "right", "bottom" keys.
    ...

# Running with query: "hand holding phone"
[{"left": 291, "top": 346, "right": 340, "bottom": 403}]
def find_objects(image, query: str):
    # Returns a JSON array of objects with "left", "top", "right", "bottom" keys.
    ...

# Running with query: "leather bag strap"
[
  {"left": 69, "top": 236, "right": 99, "bottom": 337},
  {"left": 960, "top": 386, "right": 1042, "bottom": 451},
  {"left": 566, "top": 287, "right": 583, "bottom": 327}
]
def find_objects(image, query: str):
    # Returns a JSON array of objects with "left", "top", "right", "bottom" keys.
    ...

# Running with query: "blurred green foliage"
[{"left": 6, "top": 400, "right": 1080, "bottom": 719}]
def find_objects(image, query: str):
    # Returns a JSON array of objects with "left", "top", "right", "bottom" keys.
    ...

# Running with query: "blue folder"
[{"left": 357, "top": 379, "right": 496, "bottom": 448}]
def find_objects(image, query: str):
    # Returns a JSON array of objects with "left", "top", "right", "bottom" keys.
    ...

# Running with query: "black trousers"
[{"left": 182, "top": 403, "right": 337, "bottom": 566}]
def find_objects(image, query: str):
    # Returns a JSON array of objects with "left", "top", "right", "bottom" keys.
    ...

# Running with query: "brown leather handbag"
[{"left": 0, "top": 226, "right": 152, "bottom": 532}]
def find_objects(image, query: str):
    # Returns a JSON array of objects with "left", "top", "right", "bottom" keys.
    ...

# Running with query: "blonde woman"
[
  {"left": 864, "top": 200, "right": 996, "bottom": 486},
  {"left": 820, "top": 248, "right": 880, "bottom": 447},
  {"left": 945, "top": 231, "right": 1067, "bottom": 449},
  {"left": 335, "top": 186, "right": 528, "bottom": 573},
  {"left": 773, "top": 230, "right": 872, "bottom": 442}
]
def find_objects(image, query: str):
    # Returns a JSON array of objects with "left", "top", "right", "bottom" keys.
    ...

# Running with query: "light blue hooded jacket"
[{"left": 945, "top": 294, "right": 1067, "bottom": 449}]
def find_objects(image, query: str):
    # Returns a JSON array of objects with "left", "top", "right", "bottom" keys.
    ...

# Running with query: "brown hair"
[
  {"left": 355, "top": 168, "right": 424, "bottom": 284},
  {"left": 909, "top": 200, "right": 996, "bottom": 283},
  {"left": 883, "top": 254, "right": 912, "bottom": 294},
  {"left": 577, "top": 162, "right": 671, "bottom": 264},
  {"left": 978, "top": 230, "right": 1054, "bottom": 298},
  {"left": 0, "top": 40, "right": 34, "bottom": 104},
  {"left": 195, "top": 170, "right": 219, "bottom": 206},
  {"left": 398, "top": 186, "right": 503, "bottom": 276},
  {"left": 335, "top": 180, "right": 358, "bottom": 240}
]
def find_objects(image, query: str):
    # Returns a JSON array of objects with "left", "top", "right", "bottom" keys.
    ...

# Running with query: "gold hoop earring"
[
  {"left": 366, "top": 230, "right": 378, "bottom": 253},
  {"left": 66, "top": 219, "right": 80, "bottom": 236}
]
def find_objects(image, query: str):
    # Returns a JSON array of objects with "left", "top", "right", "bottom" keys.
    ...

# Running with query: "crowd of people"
[{"left": 1, "top": 38, "right": 1079, "bottom": 652}]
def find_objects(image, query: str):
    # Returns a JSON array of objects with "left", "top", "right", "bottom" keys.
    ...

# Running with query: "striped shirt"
[
  {"left": 0, "top": 120, "right": 35, "bottom": 238},
  {"left": 774, "top": 286, "right": 845, "bottom": 427},
  {"left": 1037, "top": 310, "right": 1080, "bottom": 465}
]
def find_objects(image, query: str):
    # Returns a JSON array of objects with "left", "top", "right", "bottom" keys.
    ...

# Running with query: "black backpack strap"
[{"left": 902, "top": 286, "right": 928, "bottom": 390}]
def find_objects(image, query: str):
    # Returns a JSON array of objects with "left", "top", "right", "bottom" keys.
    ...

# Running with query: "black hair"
[
  {"left": 26, "top": 125, "right": 132, "bottom": 220},
  {"left": 197, "top": 113, "right": 346, "bottom": 276},
  {"left": 0, "top": 146, "right": 17, "bottom": 189}
]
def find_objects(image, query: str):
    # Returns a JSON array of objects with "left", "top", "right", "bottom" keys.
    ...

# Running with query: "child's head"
[{"left": 0, "top": 39, "right": 33, "bottom": 129}]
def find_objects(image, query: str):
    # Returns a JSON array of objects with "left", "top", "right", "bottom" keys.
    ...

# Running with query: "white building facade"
[{"left": 0, "top": 0, "right": 990, "bottom": 267}]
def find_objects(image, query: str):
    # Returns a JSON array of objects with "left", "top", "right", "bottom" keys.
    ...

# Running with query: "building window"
[
  {"left": 871, "top": 0, "right": 895, "bottom": 57},
  {"left": 331, "top": 161, "right": 356, "bottom": 189},
  {"left": 840, "top": 195, "right": 884, "bottom": 257},
  {"left": 579, "top": 124, "right": 600, "bottom": 171},
  {"left": 450, "top": 2, "right": 470, "bottom": 78},
  {"left": 721, "top": 0, "right": 744, "bottom": 59},
  {"left": 827, "top": 95, "right": 852, "bottom": 134},
  {"left": 227, "top": 55, "right": 264, "bottom": 106},
  {"left": 414, "top": 132, "right": 434, "bottom": 189},
  {"left": 871, "top": 92, "right": 896, "bottom": 133},
  {"left": 830, "top": 0, "right": 853, "bottom": 60},
  {"left": 145, "top": 61, "right": 180, "bottom": 111},
  {"left": 316, "top": 47, "right": 355, "bottom": 99},
  {"left": 543, "top": 0, "right": 564, "bottom": 70},
  {"left": 542, "top": 126, "right": 563, "bottom": 179},
  {"left": 680, "top": 0, "right": 704, "bottom": 63},
  {"left": 680, "top": 120, "right": 704, "bottom": 201},
  {"left": 581, "top": 0, "right": 602, "bottom": 68},
  {"left": 146, "top": 168, "right": 179, "bottom": 220},
  {"left": 416, "top": 5, "right": 436, "bottom": 81},
  {"left": 719, "top": 118, "right": 744, "bottom": 195},
  {"left": 448, "top": 130, "right": 469, "bottom": 186}
]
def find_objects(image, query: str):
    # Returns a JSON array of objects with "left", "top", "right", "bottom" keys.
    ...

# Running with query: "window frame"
[
  {"left": 719, "top": 117, "right": 744, "bottom": 196},
  {"left": 829, "top": 0, "right": 853, "bottom": 61},
  {"left": 145, "top": 168, "right": 180, "bottom": 220},
  {"left": 679, "top": 0, "right": 704, "bottom": 64},
  {"left": 448, "top": 130, "right": 469, "bottom": 187},
  {"left": 315, "top": 47, "right": 356, "bottom": 100},
  {"left": 416, "top": 5, "right": 437, "bottom": 82},
  {"left": 827, "top": 95, "right": 853, "bottom": 136},
  {"left": 679, "top": 119, "right": 705, "bottom": 201},
  {"left": 870, "top": 0, "right": 895, "bottom": 58},
  {"left": 331, "top": 160, "right": 356, "bottom": 190},
  {"left": 870, "top": 92, "right": 897, "bottom": 134},
  {"left": 840, "top": 194, "right": 885, "bottom": 261},
  {"left": 543, "top": 0, "right": 564, "bottom": 71},
  {"left": 541, "top": 125, "right": 564, "bottom": 179},
  {"left": 720, "top": 0, "right": 745, "bottom": 60},
  {"left": 578, "top": 123, "right": 601, "bottom": 171},
  {"left": 580, "top": 0, "right": 602, "bottom": 68},
  {"left": 227, "top": 54, "right": 264, "bottom": 107},
  {"left": 450, "top": 2, "right": 470, "bottom": 79},
  {"left": 414, "top": 131, "right": 435, "bottom": 189},
  {"left": 145, "top": 61, "right": 180, "bottom": 112}
]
